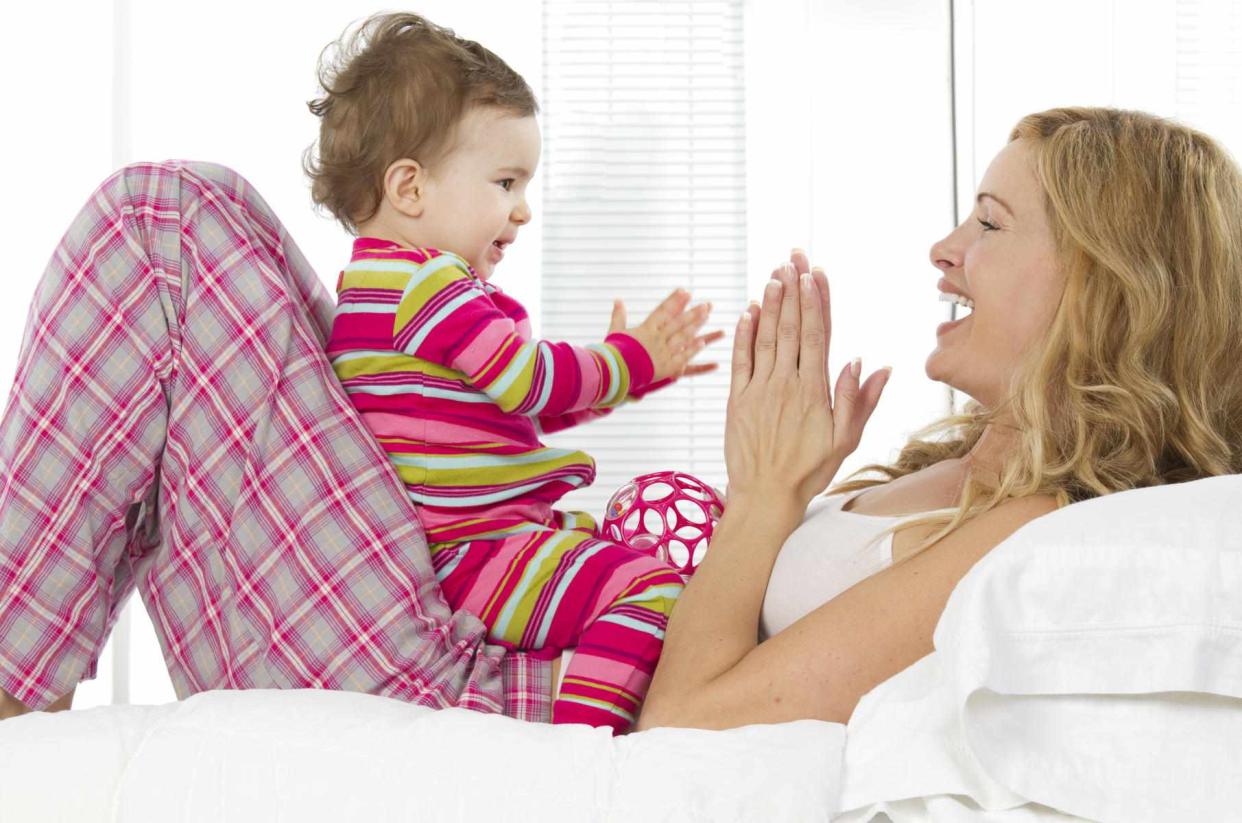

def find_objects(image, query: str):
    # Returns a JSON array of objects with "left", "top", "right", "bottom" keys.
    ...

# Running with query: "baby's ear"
[{"left": 385, "top": 158, "right": 426, "bottom": 218}]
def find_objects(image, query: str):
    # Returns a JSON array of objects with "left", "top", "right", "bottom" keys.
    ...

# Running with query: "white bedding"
[{"left": 0, "top": 688, "right": 844, "bottom": 822}]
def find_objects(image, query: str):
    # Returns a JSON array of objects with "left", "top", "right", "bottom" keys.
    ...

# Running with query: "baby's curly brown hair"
[{"left": 303, "top": 12, "right": 539, "bottom": 235}]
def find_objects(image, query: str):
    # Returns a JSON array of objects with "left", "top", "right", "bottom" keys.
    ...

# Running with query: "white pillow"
[
  {"left": 936, "top": 472, "right": 1242, "bottom": 697},
  {"left": 935, "top": 472, "right": 1242, "bottom": 821}
]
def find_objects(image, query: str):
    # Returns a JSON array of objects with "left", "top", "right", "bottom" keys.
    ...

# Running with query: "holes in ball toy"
[
  {"left": 622, "top": 511, "right": 641, "bottom": 540},
  {"left": 665, "top": 540, "right": 691, "bottom": 569},
  {"left": 677, "top": 499, "right": 707, "bottom": 524},
  {"left": 630, "top": 534, "right": 660, "bottom": 551},
  {"left": 682, "top": 485, "right": 711, "bottom": 501},
  {"left": 641, "top": 481, "right": 674, "bottom": 502},
  {"left": 690, "top": 540, "right": 708, "bottom": 567},
  {"left": 643, "top": 508, "right": 664, "bottom": 535}
]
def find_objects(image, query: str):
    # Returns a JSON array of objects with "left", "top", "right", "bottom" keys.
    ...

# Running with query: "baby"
[{"left": 310, "top": 13, "right": 721, "bottom": 734}]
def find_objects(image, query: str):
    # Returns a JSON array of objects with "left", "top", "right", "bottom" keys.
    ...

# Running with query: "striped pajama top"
[{"left": 325, "top": 237, "right": 663, "bottom": 547}]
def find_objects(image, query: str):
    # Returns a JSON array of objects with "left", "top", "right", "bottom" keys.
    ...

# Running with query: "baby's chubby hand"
[{"left": 609, "top": 289, "right": 726, "bottom": 383}]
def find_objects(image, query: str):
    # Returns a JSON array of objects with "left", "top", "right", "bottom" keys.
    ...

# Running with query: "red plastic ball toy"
[{"left": 601, "top": 470, "right": 725, "bottom": 578}]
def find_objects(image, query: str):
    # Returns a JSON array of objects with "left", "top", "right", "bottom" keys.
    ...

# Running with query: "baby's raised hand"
[{"left": 609, "top": 289, "right": 725, "bottom": 383}]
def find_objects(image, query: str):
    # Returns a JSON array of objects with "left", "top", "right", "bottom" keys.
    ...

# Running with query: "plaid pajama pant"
[{"left": 0, "top": 161, "right": 551, "bottom": 719}]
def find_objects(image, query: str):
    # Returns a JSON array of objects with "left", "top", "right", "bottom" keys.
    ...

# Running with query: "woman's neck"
[{"left": 962, "top": 421, "right": 1019, "bottom": 487}]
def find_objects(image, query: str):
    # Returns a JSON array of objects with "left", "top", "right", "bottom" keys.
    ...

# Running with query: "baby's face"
[{"left": 416, "top": 107, "right": 541, "bottom": 280}]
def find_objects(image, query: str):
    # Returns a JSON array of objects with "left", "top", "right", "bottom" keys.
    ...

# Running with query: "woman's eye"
[
  {"left": 977, "top": 218, "right": 998, "bottom": 232},
  {"left": 498, "top": 179, "right": 515, "bottom": 191}
]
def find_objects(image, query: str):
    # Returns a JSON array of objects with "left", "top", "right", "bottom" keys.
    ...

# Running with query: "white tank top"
[{"left": 759, "top": 491, "right": 919, "bottom": 641}]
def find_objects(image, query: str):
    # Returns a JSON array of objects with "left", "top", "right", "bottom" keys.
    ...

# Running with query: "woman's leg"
[
  {"left": 0, "top": 161, "right": 551, "bottom": 718},
  {"left": 0, "top": 164, "right": 177, "bottom": 710}
]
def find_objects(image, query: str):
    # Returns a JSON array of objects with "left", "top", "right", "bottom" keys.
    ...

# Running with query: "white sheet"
[{"left": 0, "top": 688, "right": 844, "bottom": 822}]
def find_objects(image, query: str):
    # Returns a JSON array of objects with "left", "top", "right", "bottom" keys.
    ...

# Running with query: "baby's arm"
[
  {"left": 389, "top": 254, "right": 654, "bottom": 416},
  {"left": 534, "top": 375, "right": 678, "bottom": 435},
  {"left": 538, "top": 288, "right": 722, "bottom": 435}
]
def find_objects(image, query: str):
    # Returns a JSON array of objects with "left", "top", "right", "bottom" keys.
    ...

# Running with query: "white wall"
[{"left": 745, "top": 0, "right": 957, "bottom": 480}]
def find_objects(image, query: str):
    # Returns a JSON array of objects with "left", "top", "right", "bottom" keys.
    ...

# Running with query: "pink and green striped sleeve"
[
  {"left": 534, "top": 374, "right": 679, "bottom": 435},
  {"left": 391, "top": 253, "right": 656, "bottom": 415}
]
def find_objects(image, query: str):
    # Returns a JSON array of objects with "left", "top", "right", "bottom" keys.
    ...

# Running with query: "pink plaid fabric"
[{"left": 0, "top": 161, "right": 552, "bottom": 719}]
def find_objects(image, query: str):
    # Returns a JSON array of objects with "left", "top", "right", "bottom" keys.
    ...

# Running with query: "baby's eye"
[
  {"left": 977, "top": 218, "right": 998, "bottom": 232},
  {"left": 498, "top": 178, "right": 515, "bottom": 191}
]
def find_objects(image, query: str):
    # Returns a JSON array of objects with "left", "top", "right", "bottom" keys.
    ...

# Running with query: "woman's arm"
[{"left": 635, "top": 491, "right": 1056, "bottom": 731}]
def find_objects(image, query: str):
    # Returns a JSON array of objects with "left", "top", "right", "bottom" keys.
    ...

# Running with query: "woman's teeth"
[{"left": 939, "top": 292, "right": 975, "bottom": 313}]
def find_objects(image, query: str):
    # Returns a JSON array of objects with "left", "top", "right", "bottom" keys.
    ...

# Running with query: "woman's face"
[{"left": 925, "top": 138, "right": 1064, "bottom": 408}]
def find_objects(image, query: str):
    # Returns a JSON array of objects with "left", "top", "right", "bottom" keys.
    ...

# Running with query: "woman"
[{"left": 635, "top": 106, "right": 1242, "bottom": 730}]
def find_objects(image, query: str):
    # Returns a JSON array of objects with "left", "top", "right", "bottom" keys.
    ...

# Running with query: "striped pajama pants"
[{"left": 430, "top": 511, "right": 685, "bottom": 736}]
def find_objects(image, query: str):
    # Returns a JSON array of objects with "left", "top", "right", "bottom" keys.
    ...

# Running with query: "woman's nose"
[{"left": 928, "top": 227, "right": 963, "bottom": 271}]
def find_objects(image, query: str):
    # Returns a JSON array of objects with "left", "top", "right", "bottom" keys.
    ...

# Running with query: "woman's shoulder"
[
  {"left": 833, "top": 457, "right": 1061, "bottom": 520},
  {"left": 895, "top": 489, "right": 1060, "bottom": 560},
  {"left": 834, "top": 459, "right": 1060, "bottom": 563}
]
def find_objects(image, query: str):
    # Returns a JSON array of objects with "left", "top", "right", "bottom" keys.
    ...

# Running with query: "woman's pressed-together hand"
[
  {"left": 724, "top": 250, "right": 892, "bottom": 510},
  {"left": 636, "top": 250, "right": 895, "bottom": 732}
]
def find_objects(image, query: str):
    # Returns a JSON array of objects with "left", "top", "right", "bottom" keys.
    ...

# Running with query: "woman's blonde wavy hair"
[{"left": 824, "top": 106, "right": 1242, "bottom": 564}]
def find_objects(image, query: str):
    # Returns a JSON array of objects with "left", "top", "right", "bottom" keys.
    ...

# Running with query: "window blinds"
[{"left": 539, "top": 0, "right": 748, "bottom": 518}]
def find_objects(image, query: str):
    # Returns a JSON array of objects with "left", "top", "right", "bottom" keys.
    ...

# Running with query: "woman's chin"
[
  {"left": 925, "top": 351, "right": 963, "bottom": 391},
  {"left": 924, "top": 347, "right": 950, "bottom": 380}
]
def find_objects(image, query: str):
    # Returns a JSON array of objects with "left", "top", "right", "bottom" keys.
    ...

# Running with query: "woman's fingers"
[
  {"left": 771, "top": 249, "right": 810, "bottom": 279},
  {"left": 812, "top": 266, "right": 831, "bottom": 355},
  {"left": 773, "top": 263, "right": 802, "bottom": 375},
  {"left": 854, "top": 366, "right": 893, "bottom": 443},
  {"left": 730, "top": 305, "right": 756, "bottom": 396},
  {"left": 863, "top": 367, "right": 893, "bottom": 413},
  {"left": 832, "top": 359, "right": 860, "bottom": 448},
  {"left": 790, "top": 248, "right": 811, "bottom": 276},
  {"left": 752, "top": 276, "right": 784, "bottom": 381},
  {"left": 797, "top": 272, "right": 827, "bottom": 385},
  {"left": 831, "top": 358, "right": 892, "bottom": 452}
]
